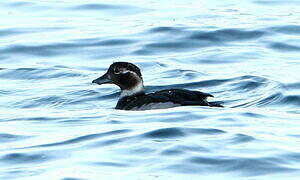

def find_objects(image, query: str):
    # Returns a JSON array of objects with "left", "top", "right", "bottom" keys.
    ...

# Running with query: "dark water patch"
[
  {"left": 65, "top": 90, "right": 99, "bottom": 97},
  {"left": 230, "top": 134, "right": 256, "bottom": 144},
  {"left": 243, "top": 112, "right": 265, "bottom": 118},
  {"left": 145, "top": 41, "right": 200, "bottom": 51},
  {"left": 0, "top": 169, "right": 42, "bottom": 180},
  {"left": 89, "top": 137, "right": 128, "bottom": 147},
  {"left": 8, "top": 2, "right": 32, "bottom": 6},
  {"left": 72, "top": 38, "right": 137, "bottom": 46},
  {"left": 93, "top": 39, "right": 137, "bottom": 46},
  {"left": 279, "top": 95, "right": 300, "bottom": 107},
  {"left": 160, "top": 149, "right": 183, "bottom": 156},
  {"left": 3, "top": 116, "right": 62, "bottom": 122},
  {"left": 93, "top": 161, "right": 129, "bottom": 167},
  {"left": 0, "top": 153, "right": 51, "bottom": 164},
  {"left": 160, "top": 69, "right": 199, "bottom": 79},
  {"left": 132, "top": 49, "right": 153, "bottom": 55},
  {"left": 27, "top": 129, "right": 130, "bottom": 148},
  {"left": 1, "top": 38, "right": 136, "bottom": 57},
  {"left": 0, "top": 90, "right": 11, "bottom": 95},
  {"left": 281, "top": 152, "right": 300, "bottom": 163},
  {"left": 233, "top": 92, "right": 282, "bottom": 108},
  {"left": 0, "top": 30, "right": 23, "bottom": 37},
  {"left": 72, "top": 4, "right": 130, "bottom": 11},
  {"left": 185, "top": 128, "right": 226, "bottom": 135},
  {"left": 174, "top": 156, "right": 298, "bottom": 176},
  {"left": 62, "top": 178, "right": 86, "bottom": 180},
  {"left": 255, "top": 92, "right": 283, "bottom": 107},
  {"left": 142, "top": 128, "right": 186, "bottom": 139},
  {"left": 126, "top": 147, "right": 155, "bottom": 155},
  {"left": 142, "top": 127, "right": 225, "bottom": 139},
  {"left": 133, "top": 41, "right": 212, "bottom": 55},
  {"left": 232, "top": 81, "right": 264, "bottom": 92},
  {"left": 189, "top": 29, "right": 265, "bottom": 43},
  {"left": 0, "top": 27, "right": 68, "bottom": 38},
  {"left": 70, "top": 3, "right": 149, "bottom": 16},
  {"left": 0, "top": 133, "right": 30, "bottom": 143},
  {"left": 284, "top": 82, "right": 300, "bottom": 90},
  {"left": 134, "top": 28, "right": 265, "bottom": 55},
  {"left": 149, "top": 26, "right": 184, "bottom": 33},
  {"left": 15, "top": 96, "right": 69, "bottom": 108},
  {"left": 1, "top": 44, "right": 62, "bottom": 56},
  {"left": 269, "top": 42, "right": 300, "bottom": 52},
  {"left": 0, "top": 67, "right": 83, "bottom": 80},
  {"left": 270, "top": 25, "right": 300, "bottom": 35},
  {"left": 254, "top": 0, "right": 300, "bottom": 6},
  {"left": 161, "top": 145, "right": 210, "bottom": 156}
]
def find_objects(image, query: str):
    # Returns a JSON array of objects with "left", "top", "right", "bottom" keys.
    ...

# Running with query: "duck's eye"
[
  {"left": 114, "top": 67, "right": 128, "bottom": 74},
  {"left": 114, "top": 67, "right": 120, "bottom": 74},
  {"left": 114, "top": 67, "right": 125, "bottom": 74}
]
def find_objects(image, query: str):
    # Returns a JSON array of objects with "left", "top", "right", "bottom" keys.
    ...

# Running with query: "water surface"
[{"left": 1, "top": 0, "right": 300, "bottom": 179}]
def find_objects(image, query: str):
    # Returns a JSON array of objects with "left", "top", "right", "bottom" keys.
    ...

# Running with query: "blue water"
[{"left": 1, "top": 0, "right": 300, "bottom": 179}]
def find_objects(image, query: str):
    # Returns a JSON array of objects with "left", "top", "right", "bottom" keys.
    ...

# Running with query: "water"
[{"left": 1, "top": 0, "right": 300, "bottom": 179}]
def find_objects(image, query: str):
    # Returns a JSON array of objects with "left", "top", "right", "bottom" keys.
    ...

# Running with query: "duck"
[{"left": 92, "top": 62, "right": 222, "bottom": 110}]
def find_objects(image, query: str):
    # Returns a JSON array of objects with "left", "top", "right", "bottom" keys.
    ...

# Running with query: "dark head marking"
[{"left": 92, "top": 62, "right": 144, "bottom": 92}]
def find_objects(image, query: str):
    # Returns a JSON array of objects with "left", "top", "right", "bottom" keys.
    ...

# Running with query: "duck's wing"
[{"left": 151, "top": 89, "right": 221, "bottom": 107}]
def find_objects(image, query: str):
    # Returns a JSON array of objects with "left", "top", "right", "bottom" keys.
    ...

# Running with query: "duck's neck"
[{"left": 120, "top": 81, "right": 145, "bottom": 98}]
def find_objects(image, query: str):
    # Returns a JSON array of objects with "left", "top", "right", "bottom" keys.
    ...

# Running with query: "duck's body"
[
  {"left": 116, "top": 89, "right": 217, "bottom": 110},
  {"left": 92, "top": 62, "right": 222, "bottom": 111}
]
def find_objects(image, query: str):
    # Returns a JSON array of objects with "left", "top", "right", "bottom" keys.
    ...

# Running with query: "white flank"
[{"left": 131, "top": 102, "right": 180, "bottom": 111}]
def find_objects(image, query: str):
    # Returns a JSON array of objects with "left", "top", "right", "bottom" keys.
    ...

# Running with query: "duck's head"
[{"left": 92, "top": 62, "right": 145, "bottom": 97}]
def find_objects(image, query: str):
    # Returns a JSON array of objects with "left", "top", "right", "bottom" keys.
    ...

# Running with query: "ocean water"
[{"left": 1, "top": 0, "right": 300, "bottom": 179}]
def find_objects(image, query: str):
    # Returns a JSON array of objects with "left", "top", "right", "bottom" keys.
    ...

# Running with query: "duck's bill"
[{"left": 92, "top": 73, "right": 111, "bottom": 85}]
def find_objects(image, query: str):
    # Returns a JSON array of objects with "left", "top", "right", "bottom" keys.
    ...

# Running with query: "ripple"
[
  {"left": 149, "top": 26, "right": 183, "bottom": 33},
  {"left": 142, "top": 128, "right": 185, "bottom": 138},
  {"left": 0, "top": 38, "right": 136, "bottom": 57},
  {"left": 27, "top": 129, "right": 130, "bottom": 148},
  {"left": 254, "top": 0, "right": 300, "bottom": 6},
  {"left": 0, "top": 30, "right": 23, "bottom": 37},
  {"left": 181, "top": 156, "right": 297, "bottom": 176},
  {"left": 134, "top": 28, "right": 266, "bottom": 55},
  {"left": 270, "top": 25, "right": 300, "bottom": 35},
  {"left": 230, "top": 133, "right": 256, "bottom": 144},
  {"left": 0, "top": 67, "right": 83, "bottom": 80},
  {"left": 62, "top": 178, "right": 85, "bottom": 180},
  {"left": 0, "top": 153, "right": 51, "bottom": 164},
  {"left": 189, "top": 29, "right": 265, "bottom": 42},
  {"left": 72, "top": 4, "right": 127, "bottom": 10},
  {"left": 0, "top": 133, "right": 30, "bottom": 143},
  {"left": 269, "top": 42, "right": 300, "bottom": 52},
  {"left": 93, "top": 161, "right": 128, "bottom": 167},
  {"left": 15, "top": 96, "right": 68, "bottom": 108},
  {"left": 70, "top": 3, "right": 149, "bottom": 16},
  {"left": 142, "top": 127, "right": 225, "bottom": 139},
  {"left": 164, "top": 155, "right": 298, "bottom": 175},
  {"left": 279, "top": 95, "right": 300, "bottom": 107}
]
